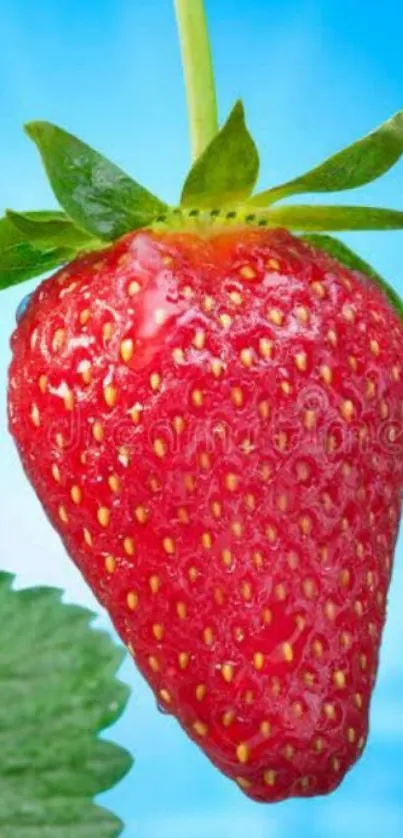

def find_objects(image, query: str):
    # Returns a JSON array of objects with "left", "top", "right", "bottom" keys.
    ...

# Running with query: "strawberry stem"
[{"left": 174, "top": 0, "right": 219, "bottom": 161}]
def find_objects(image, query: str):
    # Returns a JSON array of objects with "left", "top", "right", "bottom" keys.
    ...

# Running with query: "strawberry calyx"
[{"left": 1, "top": 0, "right": 403, "bottom": 323}]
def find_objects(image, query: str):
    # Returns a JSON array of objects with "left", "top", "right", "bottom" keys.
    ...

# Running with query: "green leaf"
[
  {"left": 250, "top": 110, "right": 403, "bottom": 205},
  {"left": 256, "top": 204, "right": 403, "bottom": 232},
  {"left": 301, "top": 233, "right": 403, "bottom": 321},
  {"left": 25, "top": 121, "right": 168, "bottom": 240},
  {"left": 0, "top": 217, "right": 74, "bottom": 291},
  {"left": 181, "top": 101, "right": 260, "bottom": 208},
  {"left": 0, "top": 572, "right": 132, "bottom": 838},
  {"left": 6, "top": 209, "right": 100, "bottom": 250}
]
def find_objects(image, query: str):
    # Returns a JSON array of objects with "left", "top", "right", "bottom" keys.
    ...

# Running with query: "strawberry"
[
  {"left": 3, "top": 0, "right": 403, "bottom": 804},
  {"left": 8, "top": 225, "right": 403, "bottom": 801}
]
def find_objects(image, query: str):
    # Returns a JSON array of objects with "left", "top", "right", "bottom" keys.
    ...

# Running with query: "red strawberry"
[{"left": 8, "top": 225, "right": 403, "bottom": 801}]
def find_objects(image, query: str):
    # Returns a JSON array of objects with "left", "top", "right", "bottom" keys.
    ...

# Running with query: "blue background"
[{"left": 1, "top": 1, "right": 403, "bottom": 835}]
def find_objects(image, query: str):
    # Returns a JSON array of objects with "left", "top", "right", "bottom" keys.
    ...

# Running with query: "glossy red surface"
[{"left": 8, "top": 226, "right": 403, "bottom": 800}]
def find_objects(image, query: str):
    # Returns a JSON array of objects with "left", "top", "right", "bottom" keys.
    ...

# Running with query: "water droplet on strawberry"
[{"left": 16, "top": 293, "right": 33, "bottom": 322}]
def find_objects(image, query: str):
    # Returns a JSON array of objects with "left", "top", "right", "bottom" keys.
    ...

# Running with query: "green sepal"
[
  {"left": 301, "top": 233, "right": 403, "bottom": 321},
  {"left": 181, "top": 101, "right": 259, "bottom": 208},
  {"left": 6, "top": 209, "right": 101, "bottom": 250},
  {"left": 255, "top": 204, "right": 403, "bottom": 231},
  {"left": 0, "top": 216, "right": 75, "bottom": 291},
  {"left": 250, "top": 110, "right": 403, "bottom": 205},
  {"left": 0, "top": 572, "right": 132, "bottom": 837},
  {"left": 25, "top": 121, "right": 168, "bottom": 240}
]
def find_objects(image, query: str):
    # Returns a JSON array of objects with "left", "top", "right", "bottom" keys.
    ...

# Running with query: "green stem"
[{"left": 174, "top": 0, "right": 219, "bottom": 161}]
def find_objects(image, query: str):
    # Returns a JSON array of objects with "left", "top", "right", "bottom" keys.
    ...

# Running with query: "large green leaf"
[
  {"left": 0, "top": 216, "right": 74, "bottom": 291},
  {"left": 25, "top": 122, "right": 168, "bottom": 240},
  {"left": 301, "top": 233, "right": 403, "bottom": 321},
  {"left": 255, "top": 204, "right": 403, "bottom": 231},
  {"left": 0, "top": 572, "right": 132, "bottom": 837},
  {"left": 6, "top": 209, "right": 100, "bottom": 250},
  {"left": 181, "top": 101, "right": 259, "bottom": 208},
  {"left": 250, "top": 110, "right": 403, "bottom": 205}
]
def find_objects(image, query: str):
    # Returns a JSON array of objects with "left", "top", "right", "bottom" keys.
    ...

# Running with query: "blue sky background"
[{"left": 1, "top": 0, "right": 403, "bottom": 836}]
